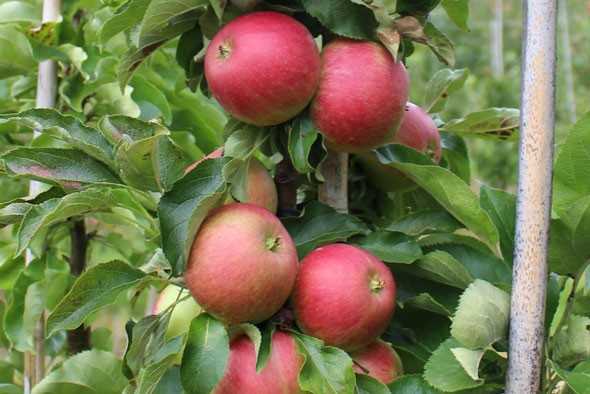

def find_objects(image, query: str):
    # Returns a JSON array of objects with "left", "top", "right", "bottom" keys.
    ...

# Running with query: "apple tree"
[{"left": 0, "top": 0, "right": 588, "bottom": 393}]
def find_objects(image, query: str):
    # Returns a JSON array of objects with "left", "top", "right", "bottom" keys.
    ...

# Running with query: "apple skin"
[
  {"left": 357, "top": 102, "right": 442, "bottom": 192},
  {"left": 311, "top": 39, "right": 409, "bottom": 152},
  {"left": 205, "top": 11, "right": 321, "bottom": 126},
  {"left": 292, "top": 244, "right": 396, "bottom": 351},
  {"left": 185, "top": 148, "right": 278, "bottom": 213},
  {"left": 185, "top": 203, "right": 298, "bottom": 324},
  {"left": 351, "top": 340, "right": 403, "bottom": 385},
  {"left": 152, "top": 285, "right": 202, "bottom": 340},
  {"left": 214, "top": 331, "right": 303, "bottom": 394}
]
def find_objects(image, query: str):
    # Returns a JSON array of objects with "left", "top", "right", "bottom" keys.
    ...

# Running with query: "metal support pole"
[
  {"left": 318, "top": 150, "right": 348, "bottom": 213},
  {"left": 23, "top": 0, "right": 61, "bottom": 392},
  {"left": 558, "top": 0, "right": 576, "bottom": 124},
  {"left": 505, "top": 1, "right": 557, "bottom": 393},
  {"left": 490, "top": 0, "right": 504, "bottom": 77}
]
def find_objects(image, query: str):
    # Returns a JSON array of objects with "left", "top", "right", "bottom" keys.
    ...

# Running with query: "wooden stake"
[{"left": 318, "top": 149, "right": 348, "bottom": 213}]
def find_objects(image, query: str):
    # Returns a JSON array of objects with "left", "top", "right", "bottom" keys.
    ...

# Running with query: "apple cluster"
[{"left": 155, "top": 9, "right": 448, "bottom": 392}]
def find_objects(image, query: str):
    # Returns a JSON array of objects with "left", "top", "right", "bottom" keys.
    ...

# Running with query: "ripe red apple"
[
  {"left": 292, "top": 244, "right": 396, "bottom": 351},
  {"left": 351, "top": 340, "right": 403, "bottom": 385},
  {"left": 185, "top": 148, "right": 278, "bottom": 213},
  {"left": 205, "top": 11, "right": 321, "bottom": 126},
  {"left": 185, "top": 203, "right": 298, "bottom": 324},
  {"left": 214, "top": 331, "right": 303, "bottom": 394},
  {"left": 394, "top": 102, "right": 442, "bottom": 162},
  {"left": 357, "top": 102, "right": 442, "bottom": 192},
  {"left": 152, "top": 285, "right": 201, "bottom": 340},
  {"left": 311, "top": 39, "right": 409, "bottom": 152}
]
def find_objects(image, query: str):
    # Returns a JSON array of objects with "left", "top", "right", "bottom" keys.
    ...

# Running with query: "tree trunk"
[{"left": 67, "top": 220, "right": 90, "bottom": 354}]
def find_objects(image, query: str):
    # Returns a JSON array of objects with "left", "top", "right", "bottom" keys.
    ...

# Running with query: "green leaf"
[
  {"left": 181, "top": 314, "right": 229, "bottom": 394},
  {"left": 176, "top": 24, "right": 203, "bottom": 77},
  {"left": 0, "top": 1, "right": 41, "bottom": 24},
  {"left": 441, "top": 108, "right": 520, "bottom": 140},
  {"left": 136, "top": 336, "right": 184, "bottom": 394},
  {"left": 375, "top": 145, "right": 499, "bottom": 252},
  {"left": 15, "top": 187, "right": 155, "bottom": 257},
  {"left": 0, "top": 26, "right": 35, "bottom": 78},
  {"left": 284, "top": 201, "right": 369, "bottom": 258},
  {"left": 423, "top": 68, "right": 468, "bottom": 113},
  {"left": 0, "top": 109, "right": 115, "bottom": 167},
  {"left": 441, "top": 0, "right": 469, "bottom": 31},
  {"left": 289, "top": 115, "right": 321, "bottom": 174},
  {"left": 158, "top": 157, "right": 228, "bottom": 274},
  {"left": 449, "top": 347, "right": 484, "bottom": 381},
  {"left": 395, "top": 273, "right": 461, "bottom": 316},
  {"left": 441, "top": 133, "right": 470, "bottom": 183},
  {"left": 32, "top": 350, "right": 127, "bottom": 394},
  {"left": 294, "top": 333, "right": 356, "bottom": 394},
  {"left": 423, "top": 22, "right": 455, "bottom": 67},
  {"left": 46, "top": 261, "right": 160, "bottom": 336},
  {"left": 0, "top": 202, "right": 30, "bottom": 227},
  {"left": 125, "top": 315, "right": 169, "bottom": 376},
  {"left": 553, "top": 314, "right": 590, "bottom": 367},
  {"left": 1, "top": 148, "right": 120, "bottom": 188},
  {"left": 423, "top": 338, "right": 483, "bottom": 392},
  {"left": 355, "top": 374, "right": 390, "bottom": 394},
  {"left": 549, "top": 277, "right": 575, "bottom": 337},
  {"left": 355, "top": 231, "right": 422, "bottom": 264},
  {"left": 256, "top": 323, "right": 275, "bottom": 372},
  {"left": 414, "top": 250, "right": 473, "bottom": 289},
  {"left": 224, "top": 124, "right": 269, "bottom": 160},
  {"left": 4, "top": 259, "right": 45, "bottom": 351},
  {"left": 480, "top": 186, "right": 515, "bottom": 263},
  {"left": 552, "top": 359, "right": 590, "bottom": 394},
  {"left": 100, "top": 0, "right": 151, "bottom": 44},
  {"left": 131, "top": 75, "right": 173, "bottom": 124},
  {"left": 554, "top": 113, "right": 590, "bottom": 215},
  {"left": 451, "top": 279, "right": 510, "bottom": 349},
  {"left": 301, "top": 0, "right": 378, "bottom": 40},
  {"left": 384, "top": 210, "right": 462, "bottom": 236},
  {"left": 389, "top": 374, "right": 443, "bottom": 393},
  {"left": 118, "top": 0, "right": 209, "bottom": 87},
  {"left": 430, "top": 243, "right": 512, "bottom": 288}
]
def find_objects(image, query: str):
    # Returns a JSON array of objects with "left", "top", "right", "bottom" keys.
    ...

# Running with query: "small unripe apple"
[
  {"left": 152, "top": 285, "right": 201, "bottom": 340},
  {"left": 214, "top": 331, "right": 303, "bottom": 394},
  {"left": 351, "top": 340, "right": 403, "bottom": 384},
  {"left": 292, "top": 244, "right": 396, "bottom": 351},
  {"left": 311, "top": 39, "right": 409, "bottom": 152},
  {"left": 185, "top": 148, "right": 278, "bottom": 213},
  {"left": 185, "top": 203, "right": 298, "bottom": 324},
  {"left": 205, "top": 11, "right": 321, "bottom": 126},
  {"left": 357, "top": 102, "right": 442, "bottom": 192}
]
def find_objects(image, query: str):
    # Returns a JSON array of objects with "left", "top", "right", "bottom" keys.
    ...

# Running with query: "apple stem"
[
  {"left": 265, "top": 236, "right": 281, "bottom": 252},
  {"left": 370, "top": 277, "right": 386, "bottom": 293}
]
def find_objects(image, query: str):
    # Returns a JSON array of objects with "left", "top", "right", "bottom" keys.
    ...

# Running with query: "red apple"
[
  {"left": 311, "top": 39, "right": 409, "bottom": 152},
  {"left": 205, "top": 11, "right": 321, "bottom": 126},
  {"left": 185, "top": 203, "right": 298, "bottom": 324},
  {"left": 214, "top": 331, "right": 303, "bottom": 394},
  {"left": 357, "top": 102, "right": 442, "bottom": 192},
  {"left": 351, "top": 340, "right": 403, "bottom": 384},
  {"left": 394, "top": 102, "right": 442, "bottom": 162},
  {"left": 152, "top": 285, "right": 201, "bottom": 340},
  {"left": 185, "top": 148, "right": 278, "bottom": 213},
  {"left": 292, "top": 244, "right": 396, "bottom": 351}
]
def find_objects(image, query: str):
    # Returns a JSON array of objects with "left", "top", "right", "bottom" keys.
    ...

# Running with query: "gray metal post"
[
  {"left": 23, "top": 0, "right": 61, "bottom": 392},
  {"left": 505, "top": 1, "right": 557, "bottom": 393}
]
